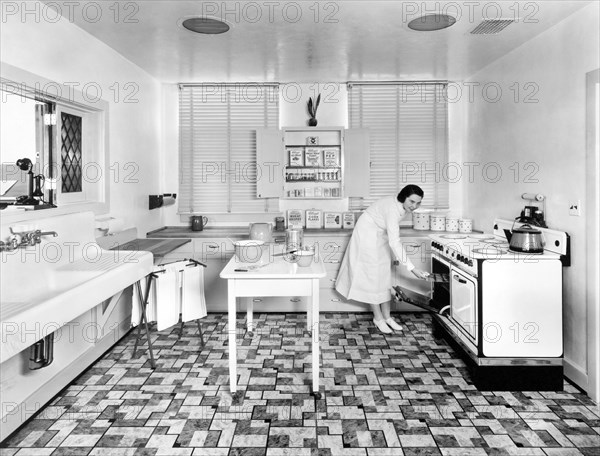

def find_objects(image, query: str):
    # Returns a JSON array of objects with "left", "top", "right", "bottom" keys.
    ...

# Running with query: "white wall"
[
  {"left": 458, "top": 3, "right": 600, "bottom": 395},
  {"left": 0, "top": 2, "right": 163, "bottom": 235}
]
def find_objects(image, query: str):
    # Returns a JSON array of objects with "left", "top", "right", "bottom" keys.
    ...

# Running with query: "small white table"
[{"left": 220, "top": 255, "right": 326, "bottom": 398}]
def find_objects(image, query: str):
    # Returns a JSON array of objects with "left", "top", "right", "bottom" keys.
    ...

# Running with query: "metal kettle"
[{"left": 504, "top": 224, "right": 544, "bottom": 253}]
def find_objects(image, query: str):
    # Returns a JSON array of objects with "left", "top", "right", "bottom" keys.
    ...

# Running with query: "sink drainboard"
[{"left": 57, "top": 253, "right": 125, "bottom": 272}]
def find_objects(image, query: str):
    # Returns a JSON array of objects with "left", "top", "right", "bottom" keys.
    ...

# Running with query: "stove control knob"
[
  {"left": 468, "top": 260, "right": 473, "bottom": 267},
  {"left": 457, "top": 254, "right": 463, "bottom": 262}
]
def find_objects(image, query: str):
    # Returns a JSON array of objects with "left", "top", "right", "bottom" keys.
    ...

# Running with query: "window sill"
[{"left": 0, "top": 202, "right": 108, "bottom": 224}]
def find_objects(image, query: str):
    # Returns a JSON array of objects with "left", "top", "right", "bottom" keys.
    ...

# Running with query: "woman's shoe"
[
  {"left": 385, "top": 318, "right": 403, "bottom": 331},
  {"left": 373, "top": 318, "right": 393, "bottom": 334}
]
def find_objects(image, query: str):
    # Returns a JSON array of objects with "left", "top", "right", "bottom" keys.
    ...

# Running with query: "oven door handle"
[{"left": 452, "top": 274, "right": 467, "bottom": 284}]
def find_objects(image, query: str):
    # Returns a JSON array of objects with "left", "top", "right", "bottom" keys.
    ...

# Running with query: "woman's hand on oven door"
[{"left": 411, "top": 268, "right": 430, "bottom": 280}]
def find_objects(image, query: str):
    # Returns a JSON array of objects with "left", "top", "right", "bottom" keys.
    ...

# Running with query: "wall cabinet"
[{"left": 256, "top": 127, "right": 370, "bottom": 199}]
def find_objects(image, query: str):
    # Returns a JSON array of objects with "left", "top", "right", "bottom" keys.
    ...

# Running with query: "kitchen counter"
[{"left": 147, "top": 226, "right": 445, "bottom": 239}]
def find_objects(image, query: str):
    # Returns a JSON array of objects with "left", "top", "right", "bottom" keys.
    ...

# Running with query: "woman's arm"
[{"left": 384, "top": 208, "right": 416, "bottom": 272}]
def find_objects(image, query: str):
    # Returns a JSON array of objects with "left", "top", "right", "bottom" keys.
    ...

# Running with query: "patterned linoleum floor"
[{"left": 1, "top": 313, "right": 599, "bottom": 456}]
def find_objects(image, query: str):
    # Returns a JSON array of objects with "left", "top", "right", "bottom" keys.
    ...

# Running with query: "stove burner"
[
  {"left": 473, "top": 247, "right": 509, "bottom": 256},
  {"left": 440, "top": 234, "right": 467, "bottom": 239},
  {"left": 469, "top": 234, "right": 495, "bottom": 240},
  {"left": 485, "top": 240, "right": 509, "bottom": 246}
]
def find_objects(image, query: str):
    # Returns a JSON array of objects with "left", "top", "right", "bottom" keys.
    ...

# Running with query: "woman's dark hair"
[{"left": 397, "top": 184, "right": 424, "bottom": 202}]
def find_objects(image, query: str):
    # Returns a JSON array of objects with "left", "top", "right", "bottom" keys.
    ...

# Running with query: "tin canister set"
[{"left": 412, "top": 210, "right": 472, "bottom": 233}]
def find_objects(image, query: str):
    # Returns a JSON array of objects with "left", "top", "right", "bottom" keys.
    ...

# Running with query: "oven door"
[
  {"left": 431, "top": 254, "right": 451, "bottom": 311},
  {"left": 450, "top": 266, "right": 478, "bottom": 343}
]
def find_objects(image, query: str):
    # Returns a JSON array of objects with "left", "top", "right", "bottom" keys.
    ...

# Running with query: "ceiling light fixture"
[
  {"left": 181, "top": 17, "right": 230, "bottom": 34},
  {"left": 408, "top": 14, "right": 456, "bottom": 31}
]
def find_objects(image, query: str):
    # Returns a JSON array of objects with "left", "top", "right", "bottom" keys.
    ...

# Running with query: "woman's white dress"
[{"left": 335, "top": 195, "right": 415, "bottom": 304}]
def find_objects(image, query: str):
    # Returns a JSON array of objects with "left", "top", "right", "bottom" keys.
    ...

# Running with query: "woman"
[{"left": 335, "top": 185, "right": 430, "bottom": 333}]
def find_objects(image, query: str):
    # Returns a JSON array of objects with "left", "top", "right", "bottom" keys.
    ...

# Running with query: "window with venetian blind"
[
  {"left": 347, "top": 82, "right": 449, "bottom": 209},
  {"left": 178, "top": 83, "right": 279, "bottom": 214}
]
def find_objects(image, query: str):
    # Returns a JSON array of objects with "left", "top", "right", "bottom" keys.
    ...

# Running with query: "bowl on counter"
[
  {"left": 295, "top": 248, "right": 315, "bottom": 267},
  {"left": 233, "top": 240, "right": 265, "bottom": 263}
]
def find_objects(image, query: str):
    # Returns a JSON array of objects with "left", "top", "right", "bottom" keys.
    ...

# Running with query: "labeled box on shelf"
[
  {"left": 324, "top": 212, "right": 342, "bottom": 229},
  {"left": 304, "top": 148, "right": 322, "bottom": 167},
  {"left": 323, "top": 148, "right": 340, "bottom": 166},
  {"left": 342, "top": 212, "right": 355, "bottom": 229},
  {"left": 288, "top": 148, "right": 304, "bottom": 166},
  {"left": 287, "top": 209, "right": 304, "bottom": 228},
  {"left": 305, "top": 209, "right": 323, "bottom": 229}
]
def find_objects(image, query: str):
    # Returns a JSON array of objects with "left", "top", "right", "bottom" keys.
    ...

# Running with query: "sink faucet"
[
  {"left": 3, "top": 228, "right": 59, "bottom": 250},
  {"left": 30, "top": 230, "right": 58, "bottom": 245}
]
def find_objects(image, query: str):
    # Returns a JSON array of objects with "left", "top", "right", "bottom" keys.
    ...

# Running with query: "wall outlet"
[{"left": 569, "top": 200, "right": 581, "bottom": 216}]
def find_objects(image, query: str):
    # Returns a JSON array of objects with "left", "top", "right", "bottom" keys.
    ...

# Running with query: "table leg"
[
  {"left": 306, "top": 299, "right": 312, "bottom": 333},
  {"left": 311, "top": 278, "right": 320, "bottom": 399},
  {"left": 246, "top": 297, "right": 254, "bottom": 336},
  {"left": 228, "top": 280, "right": 237, "bottom": 394}
]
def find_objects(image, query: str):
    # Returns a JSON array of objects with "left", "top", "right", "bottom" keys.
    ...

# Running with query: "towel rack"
[{"left": 133, "top": 258, "right": 207, "bottom": 369}]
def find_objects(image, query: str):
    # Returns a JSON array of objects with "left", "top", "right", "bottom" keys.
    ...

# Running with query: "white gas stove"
[{"left": 428, "top": 219, "right": 570, "bottom": 391}]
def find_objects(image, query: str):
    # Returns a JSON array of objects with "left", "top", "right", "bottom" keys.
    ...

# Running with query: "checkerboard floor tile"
[{"left": 1, "top": 313, "right": 598, "bottom": 456}]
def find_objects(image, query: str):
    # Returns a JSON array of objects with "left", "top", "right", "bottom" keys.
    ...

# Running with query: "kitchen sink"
[{"left": 0, "top": 212, "right": 154, "bottom": 363}]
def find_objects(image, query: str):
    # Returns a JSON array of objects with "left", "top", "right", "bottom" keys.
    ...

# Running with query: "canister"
[
  {"left": 430, "top": 213, "right": 446, "bottom": 231},
  {"left": 285, "top": 228, "right": 304, "bottom": 251},
  {"left": 459, "top": 218, "right": 473, "bottom": 233},
  {"left": 412, "top": 210, "right": 431, "bottom": 230},
  {"left": 445, "top": 217, "right": 459, "bottom": 232}
]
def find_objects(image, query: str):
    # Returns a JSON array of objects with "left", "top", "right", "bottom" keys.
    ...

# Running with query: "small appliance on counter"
[{"left": 518, "top": 193, "right": 547, "bottom": 227}]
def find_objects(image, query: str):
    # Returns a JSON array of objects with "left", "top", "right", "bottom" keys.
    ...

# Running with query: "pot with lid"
[{"left": 504, "top": 224, "right": 545, "bottom": 254}]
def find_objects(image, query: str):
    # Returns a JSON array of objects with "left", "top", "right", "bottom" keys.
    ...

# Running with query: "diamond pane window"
[{"left": 61, "top": 112, "right": 82, "bottom": 193}]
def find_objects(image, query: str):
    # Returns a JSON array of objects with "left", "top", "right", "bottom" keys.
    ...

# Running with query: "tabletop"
[{"left": 220, "top": 255, "right": 326, "bottom": 279}]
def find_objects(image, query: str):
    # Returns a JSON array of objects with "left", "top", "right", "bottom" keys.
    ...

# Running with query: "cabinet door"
[
  {"left": 256, "top": 128, "right": 284, "bottom": 198},
  {"left": 343, "top": 128, "right": 370, "bottom": 197}
]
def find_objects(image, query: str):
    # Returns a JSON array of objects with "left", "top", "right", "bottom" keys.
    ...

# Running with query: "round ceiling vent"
[
  {"left": 408, "top": 14, "right": 456, "bottom": 31},
  {"left": 181, "top": 17, "right": 230, "bottom": 35}
]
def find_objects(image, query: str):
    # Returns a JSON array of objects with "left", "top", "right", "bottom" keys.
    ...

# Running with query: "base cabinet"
[
  {"left": 148, "top": 233, "right": 429, "bottom": 314},
  {"left": 0, "top": 290, "right": 133, "bottom": 441}
]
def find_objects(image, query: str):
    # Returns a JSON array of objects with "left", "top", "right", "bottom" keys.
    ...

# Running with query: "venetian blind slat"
[
  {"left": 348, "top": 82, "right": 449, "bottom": 209},
  {"left": 179, "top": 84, "right": 279, "bottom": 214}
]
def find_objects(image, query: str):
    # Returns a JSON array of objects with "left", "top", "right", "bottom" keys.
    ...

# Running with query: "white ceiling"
[{"left": 51, "top": 1, "right": 592, "bottom": 83}]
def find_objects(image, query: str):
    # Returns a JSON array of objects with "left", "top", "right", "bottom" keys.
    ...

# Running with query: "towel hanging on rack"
[
  {"left": 182, "top": 263, "right": 207, "bottom": 321},
  {"left": 131, "top": 260, "right": 207, "bottom": 331}
]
